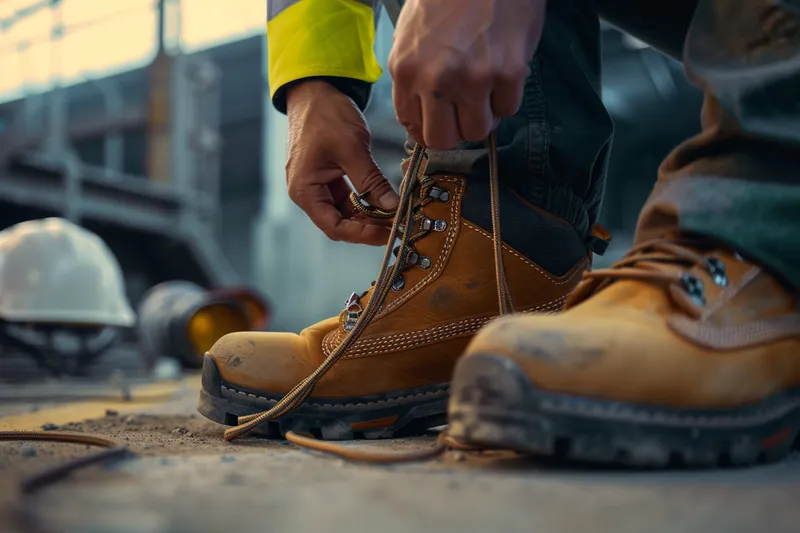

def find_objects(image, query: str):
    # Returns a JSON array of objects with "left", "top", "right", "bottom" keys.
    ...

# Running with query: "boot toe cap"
[
  {"left": 463, "top": 314, "right": 655, "bottom": 401},
  {"left": 207, "top": 331, "right": 315, "bottom": 395},
  {"left": 466, "top": 314, "right": 601, "bottom": 366}
]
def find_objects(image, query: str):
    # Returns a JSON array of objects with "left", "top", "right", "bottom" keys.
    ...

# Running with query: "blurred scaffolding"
[
  {"left": 0, "top": 0, "right": 264, "bottom": 100},
  {"left": 0, "top": 0, "right": 267, "bottom": 310}
]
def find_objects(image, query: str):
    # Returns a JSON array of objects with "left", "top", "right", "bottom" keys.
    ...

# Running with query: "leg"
[
  {"left": 198, "top": 0, "right": 610, "bottom": 440},
  {"left": 637, "top": 0, "right": 800, "bottom": 288},
  {"left": 449, "top": 0, "right": 800, "bottom": 466}
]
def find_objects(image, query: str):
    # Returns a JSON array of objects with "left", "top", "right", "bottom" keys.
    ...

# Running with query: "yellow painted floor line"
[{"left": 0, "top": 374, "right": 201, "bottom": 432}]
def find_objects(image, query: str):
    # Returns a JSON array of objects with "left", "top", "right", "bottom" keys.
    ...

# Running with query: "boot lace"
[
  {"left": 341, "top": 158, "right": 459, "bottom": 330},
  {"left": 223, "top": 134, "right": 514, "bottom": 462},
  {"left": 576, "top": 237, "right": 730, "bottom": 315}
]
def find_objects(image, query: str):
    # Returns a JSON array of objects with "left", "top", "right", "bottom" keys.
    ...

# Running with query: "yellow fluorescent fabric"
[{"left": 267, "top": 0, "right": 382, "bottom": 100}]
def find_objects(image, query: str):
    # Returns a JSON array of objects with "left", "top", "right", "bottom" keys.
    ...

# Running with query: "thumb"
[{"left": 343, "top": 151, "right": 399, "bottom": 211}]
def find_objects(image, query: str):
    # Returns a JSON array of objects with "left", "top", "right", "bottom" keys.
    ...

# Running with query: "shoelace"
[
  {"left": 579, "top": 237, "right": 729, "bottom": 314},
  {"left": 0, "top": 430, "right": 130, "bottom": 493},
  {"left": 343, "top": 155, "right": 445, "bottom": 305},
  {"left": 223, "top": 133, "right": 515, "bottom": 461}
]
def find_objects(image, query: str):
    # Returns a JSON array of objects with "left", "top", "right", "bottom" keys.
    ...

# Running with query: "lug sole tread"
[{"left": 448, "top": 353, "right": 800, "bottom": 468}]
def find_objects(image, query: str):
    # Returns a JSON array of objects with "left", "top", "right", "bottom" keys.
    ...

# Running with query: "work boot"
[
  {"left": 198, "top": 158, "right": 597, "bottom": 440},
  {"left": 449, "top": 235, "right": 800, "bottom": 466}
]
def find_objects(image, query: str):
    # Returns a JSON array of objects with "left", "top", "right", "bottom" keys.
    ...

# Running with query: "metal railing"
[{"left": 0, "top": 0, "right": 223, "bottom": 204}]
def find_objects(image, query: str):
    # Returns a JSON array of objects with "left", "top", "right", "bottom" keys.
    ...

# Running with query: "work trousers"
[{"left": 427, "top": 0, "right": 800, "bottom": 290}]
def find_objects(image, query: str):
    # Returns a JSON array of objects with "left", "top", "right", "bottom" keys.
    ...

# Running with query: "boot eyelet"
[
  {"left": 704, "top": 257, "right": 728, "bottom": 287},
  {"left": 406, "top": 251, "right": 419, "bottom": 265},
  {"left": 681, "top": 273, "right": 706, "bottom": 306},
  {"left": 428, "top": 187, "right": 450, "bottom": 203},
  {"left": 391, "top": 277, "right": 405, "bottom": 291},
  {"left": 419, "top": 218, "right": 447, "bottom": 232},
  {"left": 343, "top": 308, "right": 361, "bottom": 331},
  {"left": 419, "top": 256, "right": 432, "bottom": 269}
]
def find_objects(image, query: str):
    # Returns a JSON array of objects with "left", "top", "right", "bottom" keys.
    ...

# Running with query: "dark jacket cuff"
[{"left": 271, "top": 76, "right": 374, "bottom": 114}]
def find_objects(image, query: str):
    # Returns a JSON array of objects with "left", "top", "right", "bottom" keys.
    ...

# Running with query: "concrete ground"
[{"left": 1, "top": 373, "right": 799, "bottom": 533}]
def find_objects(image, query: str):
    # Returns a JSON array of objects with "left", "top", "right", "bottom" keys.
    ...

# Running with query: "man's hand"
[
  {"left": 389, "top": 0, "right": 546, "bottom": 150},
  {"left": 286, "top": 80, "right": 399, "bottom": 245}
]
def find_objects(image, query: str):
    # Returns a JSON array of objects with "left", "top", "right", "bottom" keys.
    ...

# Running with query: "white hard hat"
[{"left": 0, "top": 218, "right": 135, "bottom": 326}]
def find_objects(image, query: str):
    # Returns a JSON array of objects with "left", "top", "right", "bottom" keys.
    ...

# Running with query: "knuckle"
[
  {"left": 493, "top": 101, "right": 516, "bottom": 117},
  {"left": 369, "top": 179, "right": 393, "bottom": 198},
  {"left": 287, "top": 185, "right": 302, "bottom": 203},
  {"left": 359, "top": 167, "right": 386, "bottom": 190},
  {"left": 464, "top": 65, "right": 493, "bottom": 85},
  {"left": 322, "top": 229, "right": 341, "bottom": 242},
  {"left": 496, "top": 64, "right": 529, "bottom": 85},
  {"left": 494, "top": 107, "right": 518, "bottom": 119},
  {"left": 286, "top": 177, "right": 306, "bottom": 203},
  {"left": 395, "top": 107, "right": 418, "bottom": 131},
  {"left": 389, "top": 55, "right": 415, "bottom": 81},
  {"left": 421, "top": 64, "right": 458, "bottom": 92}
]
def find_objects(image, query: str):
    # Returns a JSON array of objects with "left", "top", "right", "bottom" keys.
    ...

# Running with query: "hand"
[
  {"left": 389, "top": 0, "right": 546, "bottom": 150},
  {"left": 285, "top": 80, "right": 400, "bottom": 245}
]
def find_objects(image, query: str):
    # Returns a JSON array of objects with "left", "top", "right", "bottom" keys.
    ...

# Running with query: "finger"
[
  {"left": 291, "top": 174, "right": 392, "bottom": 244},
  {"left": 330, "top": 180, "right": 393, "bottom": 228},
  {"left": 308, "top": 198, "right": 392, "bottom": 246},
  {"left": 454, "top": 98, "right": 495, "bottom": 143},
  {"left": 330, "top": 178, "right": 358, "bottom": 219},
  {"left": 491, "top": 64, "right": 529, "bottom": 117},
  {"left": 340, "top": 149, "right": 399, "bottom": 211},
  {"left": 389, "top": 47, "right": 419, "bottom": 131},
  {"left": 420, "top": 95, "right": 462, "bottom": 150},
  {"left": 394, "top": 88, "right": 424, "bottom": 146}
]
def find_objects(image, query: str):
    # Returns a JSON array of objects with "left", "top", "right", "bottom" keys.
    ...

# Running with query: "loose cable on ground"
[
  {"left": 0, "top": 431, "right": 133, "bottom": 494},
  {"left": 0, "top": 431, "right": 134, "bottom": 533}
]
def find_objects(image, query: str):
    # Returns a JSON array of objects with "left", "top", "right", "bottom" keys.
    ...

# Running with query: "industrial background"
[{"left": 0, "top": 0, "right": 703, "bottom": 339}]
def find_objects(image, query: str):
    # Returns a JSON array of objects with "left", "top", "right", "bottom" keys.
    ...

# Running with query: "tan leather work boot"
[
  {"left": 448, "top": 236, "right": 800, "bottom": 466},
  {"left": 198, "top": 153, "right": 597, "bottom": 440}
]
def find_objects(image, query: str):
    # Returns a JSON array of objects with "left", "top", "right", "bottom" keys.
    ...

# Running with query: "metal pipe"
[
  {"left": 85, "top": 78, "right": 125, "bottom": 177},
  {"left": 45, "top": 0, "right": 66, "bottom": 157},
  {"left": 157, "top": 0, "right": 166, "bottom": 54}
]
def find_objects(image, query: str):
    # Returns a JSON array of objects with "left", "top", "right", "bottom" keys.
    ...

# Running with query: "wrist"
[
  {"left": 284, "top": 76, "right": 373, "bottom": 113},
  {"left": 285, "top": 79, "right": 333, "bottom": 110}
]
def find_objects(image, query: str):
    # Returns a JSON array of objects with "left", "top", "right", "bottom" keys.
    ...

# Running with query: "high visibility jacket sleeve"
[{"left": 267, "top": 0, "right": 383, "bottom": 113}]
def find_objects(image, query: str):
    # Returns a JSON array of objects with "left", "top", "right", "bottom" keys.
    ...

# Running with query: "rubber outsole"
[
  {"left": 197, "top": 354, "right": 449, "bottom": 440},
  {"left": 448, "top": 353, "right": 800, "bottom": 468}
]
